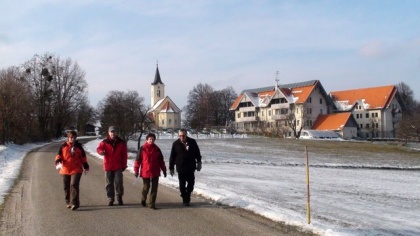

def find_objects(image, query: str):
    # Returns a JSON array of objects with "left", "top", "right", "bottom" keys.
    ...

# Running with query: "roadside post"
[{"left": 305, "top": 146, "right": 311, "bottom": 224}]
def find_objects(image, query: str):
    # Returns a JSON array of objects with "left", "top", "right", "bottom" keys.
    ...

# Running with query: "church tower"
[{"left": 151, "top": 64, "right": 165, "bottom": 106}]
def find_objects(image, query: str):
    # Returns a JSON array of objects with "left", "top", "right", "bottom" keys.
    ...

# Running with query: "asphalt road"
[{"left": 0, "top": 140, "right": 315, "bottom": 236}]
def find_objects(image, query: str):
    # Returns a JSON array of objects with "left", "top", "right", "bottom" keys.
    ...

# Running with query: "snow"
[{"left": 1, "top": 135, "right": 419, "bottom": 236}]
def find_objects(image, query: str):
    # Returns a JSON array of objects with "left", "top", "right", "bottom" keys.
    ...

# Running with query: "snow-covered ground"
[{"left": 1, "top": 135, "right": 419, "bottom": 236}]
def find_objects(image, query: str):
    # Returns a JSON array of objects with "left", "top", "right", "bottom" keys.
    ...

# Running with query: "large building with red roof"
[
  {"left": 329, "top": 85, "right": 403, "bottom": 139},
  {"left": 229, "top": 80, "right": 334, "bottom": 138},
  {"left": 230, "top": 81, "right": 403, "bottom": 139}
]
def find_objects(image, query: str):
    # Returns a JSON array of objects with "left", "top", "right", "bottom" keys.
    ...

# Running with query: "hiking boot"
[
  {"left": 71, "top": 205, "right": 79, "bottom": 211},
  {"left": 66, "top": 205, "right": 71, "bottom": 209},
  {"left": 108, "top": 201, "right": 114, "bottom": 206},
  {"left": 117, "top": 196, "right": 123, "bottom": 206},
  {"left": 149, "top": 204, "right": 156, "bottom": 210},
  {"left": 141, "top": 200, "right": 146, "bottom": 207}
]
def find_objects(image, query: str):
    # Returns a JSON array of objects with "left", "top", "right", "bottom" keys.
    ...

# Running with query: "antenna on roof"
[{"left": 275, "top": 71, "right": 280, "bottom": 87}]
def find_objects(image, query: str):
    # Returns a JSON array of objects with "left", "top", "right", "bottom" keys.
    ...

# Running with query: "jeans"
[
  {"left": 62, "top": 173, "right": 82, "bottom": 207},
  {"left": 105, "top": 169, "right": 124, "bottom": 201},
  {"left": 142, "top": 177, "right": 159, "bottom": 206}
]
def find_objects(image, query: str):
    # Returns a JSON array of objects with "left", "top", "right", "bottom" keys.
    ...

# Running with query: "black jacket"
[{"left": 169, "top": 137, "right": 201, "bottom": 173}]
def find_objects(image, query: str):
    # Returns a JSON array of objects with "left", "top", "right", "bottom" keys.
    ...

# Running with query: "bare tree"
[
  {"left": 396, "top": 112, "right": 420, "bottom": 142},
  {"left": 0, "top": 67, "right": 34, "bottom": 144},
  {"left": 184, "top": 84, "right": 236, "bottom": 130},
  {"left": 98, "top": 90, "right": 147, "bottom": 141},
  {"left": 184, "top": 83, "right": 214, "bottom": 129},
  {"left": 23, "top": 53, "right": 55, "bottom": 140},
  {"left": 396, "top": 82, "right": 417, "bottom": 115},
  {"left": 49, "top": 56, "right": 89, "bottom": 138},
  {"left": 74, "top": 96, "right": 96, "bottom": 135}
]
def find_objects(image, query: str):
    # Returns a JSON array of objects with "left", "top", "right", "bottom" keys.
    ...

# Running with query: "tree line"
[
  {"left": 0, "top": 53, "right": 419, "bottom": 144},
  {"left": 0, "top": 53, "right": 237, "bottom": 144}
]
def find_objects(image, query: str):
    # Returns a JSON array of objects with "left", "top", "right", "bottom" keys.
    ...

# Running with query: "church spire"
[{"left": 152, "top": 63, "right": 164, "bottom": 85}]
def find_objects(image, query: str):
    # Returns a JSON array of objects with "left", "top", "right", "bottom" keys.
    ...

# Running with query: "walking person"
[
  {"left": 169, "top": 128, "right": 202, "bottom": 206},
  {"left": 134, "top": 133, "right": 167, "bottom": 209},
  {"left": 55, "top": 130, "right": 89, "bottom": 211},
  {"left": 97, "top": 126, "right": 128, "bottom": 206}
]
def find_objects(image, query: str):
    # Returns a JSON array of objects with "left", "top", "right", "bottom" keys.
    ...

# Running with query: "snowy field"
[{"left": 1, "top": 135, "right": 420, "bottom": 236}]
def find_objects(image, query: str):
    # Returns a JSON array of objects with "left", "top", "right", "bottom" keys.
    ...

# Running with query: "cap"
[{"left": 108, "top": 126, "right": 117, "bottom": 132}]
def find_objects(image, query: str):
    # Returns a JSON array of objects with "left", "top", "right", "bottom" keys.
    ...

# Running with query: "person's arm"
[
  {"left": 96, "top": 141, "right": 106, "bottom": 155},
  {"left": 122, "top": 142, "right": 128, "bottom": 170},
  {"left": 133, "top": 147, "right": 142, "bottom": 177},
  {"left": 158, "top": 148, "right": 167, "bottom": 176}
]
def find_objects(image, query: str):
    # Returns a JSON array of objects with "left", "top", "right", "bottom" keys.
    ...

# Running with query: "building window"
[
  {"left": 269, "top": 110, "right": 271, "bottom": 116},
  {"left": 366, "top": 123, "right": 370, "bottom": 129},
  {"left": 360, "top": 124, "right": 363, "bottom": 129},
  {"left": 366, "top": 113, "right": 369, "bottom": 118},
  {"left": 237, "top": 113, "right": 241, "bottom": 118},
  {"left": 161, "top": 119, "right": 164, "bottom": 125},
  {"left": 320, "top": 98, "right": 323, "bottom": 104},
  {"left": 169, "top": 119, "right": 172, "bottom": 124},
  {"left": 308, "top": 97, "right": 312, "bottom": 103},
  {"left": 320, "top": 109, "right": 323, "bottom": 114}
]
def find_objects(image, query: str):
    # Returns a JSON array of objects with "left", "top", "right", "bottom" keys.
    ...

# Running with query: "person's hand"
[
  {"left": 164, "top": 172, "right": 167, "bottom": 178},
  {"left": 169, "top": 169, "right": 174, "bottom": 177},
  {"left": 134, "top": 173, "right": 139, "bottom": 178},
  {"left": 197, "top": 162, "right": 202, "bottom": 171},
  {"left": 55, "top": 158, "right": 62, "bottom": 165},
  {"left": 83, "top": 163, "right": 90, "bottom": 171},
  {"left": 84, "top": 170, "right": 89, "bottom": 175}
]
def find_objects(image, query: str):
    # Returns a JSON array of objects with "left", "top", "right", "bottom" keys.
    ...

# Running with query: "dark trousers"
[
  {"left": 142, "top": 177, "right": 159, "bottom": 206},
  {"left": 105, "top": 169, "right": 124, "bottom": 201},
  {"left": 178, "top": 172, "right": 195, "bottom": 200},
  {"left": 62, "top": 173, "right": 82, "bottom": 207}
]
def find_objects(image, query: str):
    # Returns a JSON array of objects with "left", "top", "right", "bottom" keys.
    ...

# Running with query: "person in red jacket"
[
  {"left": 96, "top": 126, "right": 128, "bottom": 206},
  {"left": 55, "top": 130, "right": 89, "bottom": 211},
  {"left": 134, "top": 133, "right": 167, "bottom": 209}
]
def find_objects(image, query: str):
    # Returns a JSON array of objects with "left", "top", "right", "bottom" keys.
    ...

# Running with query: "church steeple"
[
  {"left": 152, "top": 64, "right": 164, "bottom": 85},
  {"left": 151, "top": 63, "right": 165, "bottom": 106}
]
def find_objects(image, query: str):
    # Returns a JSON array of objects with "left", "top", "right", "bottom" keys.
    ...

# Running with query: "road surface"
[{"left": 0, "top": 140, "right": 315, "bottom": 236}]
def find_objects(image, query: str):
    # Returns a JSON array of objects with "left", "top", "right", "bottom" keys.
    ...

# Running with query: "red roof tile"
[
  {"left": 330, "top": 85, "right": 396, "bottom": 109},
  {"left": 312, "top": 112, "right": 353, "bottom": 130}
]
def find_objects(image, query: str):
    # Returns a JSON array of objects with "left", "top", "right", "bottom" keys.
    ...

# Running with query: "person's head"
[
  {"left": 67, "top": 130, "right": 77, "bottom": 143},
  {"left": 146, "top": 133, "right": 156, "bottom": 144},
  {"left": 178, "top": 128, "right": 188, "bottom": 143},
  {"left": 108, "top": 126, "right": 118, "bottom": 139}
]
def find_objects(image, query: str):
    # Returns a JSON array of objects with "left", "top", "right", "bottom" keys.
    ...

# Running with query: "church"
[{"left": 148, "top": 65, "right": 182, "bottom": 130}]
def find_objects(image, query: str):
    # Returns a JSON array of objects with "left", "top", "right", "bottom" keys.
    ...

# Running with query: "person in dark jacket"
[
  {"left": 55, "top": 130, "right": 89, "bottom": 210},
  {"left": 169, "top": 128, "right": 202, "bottom": 206},
  {"left": 134, "top": 133, "right": 167, "bottom": 209},
  {"left": 96, "top": 126, "right": 128, "bottom": 206}
]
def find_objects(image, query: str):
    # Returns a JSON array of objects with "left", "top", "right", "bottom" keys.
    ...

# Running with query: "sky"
[
  {"left": 1, "top": 135, "right": 419, "bottom": 236},
  {"left": 1, "top": 1, "right": 420, "bottom": 109}
]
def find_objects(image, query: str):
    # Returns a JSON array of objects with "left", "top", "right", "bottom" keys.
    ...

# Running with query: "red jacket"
[
  {"left": 97, "top": 136, "right": 128, "bottom": 171},
  {"left": 55, "top": 141, "right": 88, "bottom": 175},
  {"left": 134, "top": 142, "right": 166, "bottom": 178}
]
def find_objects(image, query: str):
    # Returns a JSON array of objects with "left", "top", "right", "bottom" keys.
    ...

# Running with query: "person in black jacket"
[{"left": 169, "top": 128, "right": 202, "bottom": 206}]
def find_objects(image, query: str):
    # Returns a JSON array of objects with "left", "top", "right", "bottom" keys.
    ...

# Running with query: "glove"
[
  {"left": 197, "top": 162, "right": 202, "bottom": 171},
  {"left": 83, "top": 163, "right": 90, "bottom": 171},
  {"left": 55, "top": 158, "right": 62, "bottom": 165},
  {"left": 134, "top": 173, "right": 139, "bottom": 178},
  {"left": 163, "top": 172, "right": 167, "bottom": 178},
  {"left": 169, "top": 169, "right": 174, "bottom": 177}
]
